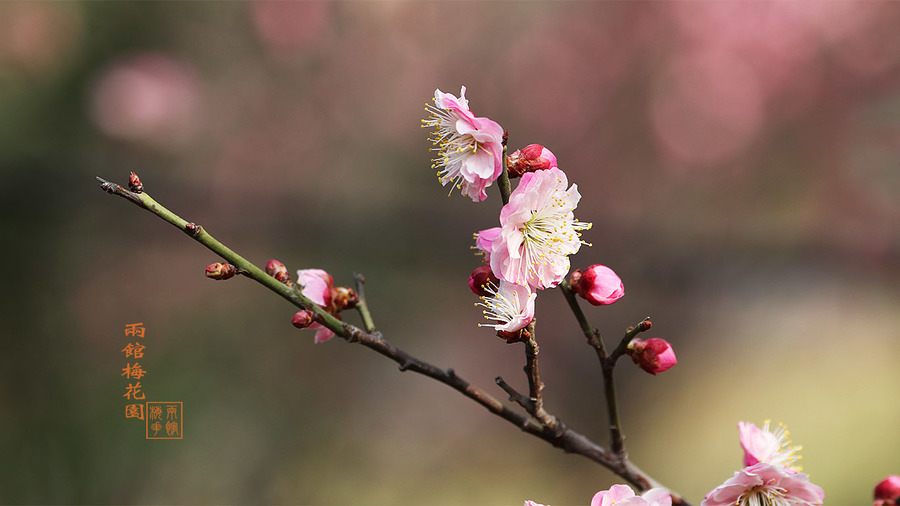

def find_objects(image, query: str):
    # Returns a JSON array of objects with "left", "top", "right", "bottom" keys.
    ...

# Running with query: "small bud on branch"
[
  {"left": 266, "top": 259, "right": 292, "bottom": 285},
  {"left": 128, "top": 172, "right": 143, "bottom": 193},
  {"left": 205, "top": 262, "right": 236, "bottom": 280},
  {"left": 291, "top": 310, "right": 316, "bottom": 329},
  {"left": 627, "top": 337, "right": 677, "bottom": 375}
]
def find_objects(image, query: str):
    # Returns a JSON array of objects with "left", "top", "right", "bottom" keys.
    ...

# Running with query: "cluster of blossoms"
[
  {"left": 424, "top": 86, "right": 678, "bottom": 374},
  {"left": 701, "top": 421, "right": 824, "bottom": 506},
  {"left": 424, "top": 87, "right": 601, "bottom": 339},
  {"left": 527, "top": 483, "right": 671, "bottom": 506}
]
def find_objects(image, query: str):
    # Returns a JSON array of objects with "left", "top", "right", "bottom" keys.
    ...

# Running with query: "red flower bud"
[
  {"left": 506, "top": 144, "right": 557, "bottom": 178},
  {"left": 266, "top": 259, "right": 291, "bottom": 284},
  {"left": 572, "top": 264, "right": 624, "bottom": 306},
  {"left": 205, "top": 262, "right": 236, "bottom": 280},
  {"left": 468, "top": 265, "right": 499, "bottom": 297},
  {"left": 875, "top": 476, "right": 900, "bottom": 503},
  {"left": 291, "top": 310, "right": 315, "bottom": 329},
  {"left": 128, "top": 172, "right": 143, "bottom": 193},
  {"left": 627, "top": 337, "right": 677, "bottom": 375}
]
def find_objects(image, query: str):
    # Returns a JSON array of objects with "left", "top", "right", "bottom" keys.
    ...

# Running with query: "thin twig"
[
  {"left": 353, "top": 273, "right": 377, "bottom": 333},
  {"left": 495, "top": 376, "right": 532, "bottom": 412},
  {"left": 610, "top": 317, "right": 653, "bottom": 363},
  {"left": 96, "top": 174, "right": 689, "bottom": 505},
  {"left": 560, "top": 284, "right": 606, "bottom": 355}
]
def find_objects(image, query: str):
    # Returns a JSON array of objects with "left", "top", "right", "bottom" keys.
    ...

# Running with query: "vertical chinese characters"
[{"left": 122, "top": 323, "right": 146, "bottom": 420}]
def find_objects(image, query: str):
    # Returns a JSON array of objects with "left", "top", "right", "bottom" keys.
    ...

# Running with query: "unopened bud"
[
  {"left": 627, "top": 337, "right": 677, "bottom": 375},
  {"left": 506, "top": 144, "right": 558, "bottom": 178},
  {"left": 875, "top": 476, "right": 900, "bottom": 504},
  {"left": 469, "top": 265, "right": 499, "bottom": 297},
  {"left": 205, "top": 262, "right": 236, "bottom": 280},
  {"left": 266, "top": 259, "right": 291, "bottom": 284},
  {"left": 571, "top": 264, "right": 624, "bottom": 306},
  {"left": 332, "top": 286, "right": 358, "bottom": 311},
  {"left": 128, "top": 172, "right": 143, "bottom": 193},
  {"left": 291, "top": 310, "right": 315, "bottom": 329}
]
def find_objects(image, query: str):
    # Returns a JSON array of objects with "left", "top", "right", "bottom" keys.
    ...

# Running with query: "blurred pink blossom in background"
[{"left": 89, "top": 52, "right": 201, "bottom": 148}]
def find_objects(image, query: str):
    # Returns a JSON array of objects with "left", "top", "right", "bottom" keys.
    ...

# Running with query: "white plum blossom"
[
  {"left": 489, "top": 167, "right": 591, "bottom": 289},
  {"left": 477, "top": 280, "right": 536, "bottom": 333}
]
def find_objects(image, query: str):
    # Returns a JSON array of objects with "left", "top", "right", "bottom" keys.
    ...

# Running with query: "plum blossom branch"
[
  {"left": 96, "top": 174, "right": 688, "bottom": 505},
  {"left": 560, "top": 282, "right": 656, "bottom": 458},
  {"left": 522, "top": 326, "right": 556, "bottom": 428}
]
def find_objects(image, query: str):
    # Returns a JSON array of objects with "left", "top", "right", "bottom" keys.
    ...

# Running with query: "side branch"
[{"left": 96, "top": 175, "right": 688, "bottom": 505}]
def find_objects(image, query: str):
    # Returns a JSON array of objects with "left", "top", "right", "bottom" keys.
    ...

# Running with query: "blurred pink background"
[{"left": 1, "top": 1, "right": 898, "bottom": 504}]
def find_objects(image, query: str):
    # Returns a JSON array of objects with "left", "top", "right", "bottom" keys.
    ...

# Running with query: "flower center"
[
  {"left": 737, "top": 484, "right": 790, "bottom": 506},
  {"left": 477, "top": 282, "right": 521, "bottom": 327}
]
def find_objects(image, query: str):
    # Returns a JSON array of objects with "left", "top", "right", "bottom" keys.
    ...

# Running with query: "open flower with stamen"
[
  {"left": 490, "top": 166, "right": 591, "bottom": 289},
  {"left": 422, "top": 86, "right": 504, "bottom": 202},
  {"left": 739, "top": 420, "right": 803, "bottom": 471},
  {"left": 476, "top": 280, "right": 536, "bottom": 333},
  {"left": 702, "top": 462, "right": 825, "bottom": 506}
]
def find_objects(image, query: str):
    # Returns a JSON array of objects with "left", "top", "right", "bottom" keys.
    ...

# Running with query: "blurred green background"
[{"left": 1, "top": 1, "right": 898, "bottom": 504}]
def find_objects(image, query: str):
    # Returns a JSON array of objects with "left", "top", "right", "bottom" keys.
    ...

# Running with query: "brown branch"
[{"left": 96, "top": 174, "right": 689, "bottom": 505}]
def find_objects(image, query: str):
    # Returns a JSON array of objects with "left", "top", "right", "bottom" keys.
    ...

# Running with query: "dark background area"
[{"left": 1, "top": 2, "right": 898, "bottom": 504}]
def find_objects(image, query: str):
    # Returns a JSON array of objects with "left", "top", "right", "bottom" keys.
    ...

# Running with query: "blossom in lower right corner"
[
  {"left": 874, "top": 475, "right": 900, "bottom": 505},
  {"left": 591, "top": 484, "right": 672, "bottom": 506},
  {"left": 701, "top": 462, "right": 824, "bottom": 506},
  {"left": 627, "top": 337, "right": 677, "bottom": 375},
  {"left": 524, "top": 484, "right": 671, "bottom": 506}
]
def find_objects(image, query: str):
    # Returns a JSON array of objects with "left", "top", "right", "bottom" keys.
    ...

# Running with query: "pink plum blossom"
[
  {"left": 525, "top": 484, "right": 670, "bottom": 506},
  {"left": 702, "top": 462, "right": 825, "bottom": 506},
  {"left": 591, "top": 484, "right": 672, "bottom": 506},
  {"left": 297, "top": 268, "right": 334, "bottom": 308},
  {"left": 490, "top": 167, "right": 591, "bottom": 290},
  {"left": 474, "top": 226, "right": 502, "bottom": 264},
  {"left": 423, "top": 86, "right": 505, "bottom": 202},
  {"left": 296, "top": 268, "right": 336, "bottom": 343},
  {"left": 477, "top": 280, "right": 536, "bottom": 334},
  {"left": 738, "top": 420, "right": 802, "bottom": 470},
  {"left": 628, "top": 337, "right": 677, "bottom": 375},
  {"left": 571, "top": 264, "right": 625, "bottom": 305},
  {"left": 507, "top": 144, "right": 558, "bottom": 178}
]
